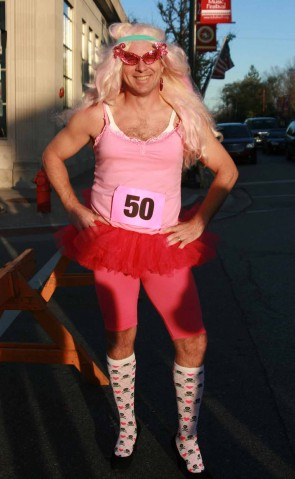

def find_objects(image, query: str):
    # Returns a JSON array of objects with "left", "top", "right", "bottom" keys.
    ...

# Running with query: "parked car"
[
  {"left": 216, "top": 122, "right": 257, "bottom": 164},
  {"left": 285, "top": 120, "right": 295, "bottom": 161},
  {"left": 261, "top": 128, "right": 286, "bottom": 154},
  {"left": 244, "top": 117, "right": 279, "bottom": 147}
]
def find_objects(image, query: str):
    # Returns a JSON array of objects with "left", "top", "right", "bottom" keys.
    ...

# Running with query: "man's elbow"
[
  {"left": 221, "top": 162, "right": 239, "bottom": 191},
  {"left": 232, "top": 163, "right": 239, "bottom": 184},
  {"left": 42, "top": 145, "right": 62, "bottom": 171}
]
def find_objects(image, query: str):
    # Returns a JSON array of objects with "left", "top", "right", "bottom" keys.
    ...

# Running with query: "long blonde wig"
[{"left": 84, "top": 22, "right": 215, "bottom": 168}]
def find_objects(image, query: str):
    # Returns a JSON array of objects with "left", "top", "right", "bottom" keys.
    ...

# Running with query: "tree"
[
  {"left": 213, "top": 56, "right": 295, "bottom": 124},
  {"left": 215, "top": 66, "right": 266, "bottom": 121},
  {"left": 157, "top": 0, "right": 190, "bottom": 52},
  {"left": 245, "top": 65, "right": 260, "bottom": 82},
  {"left": 157, "top": 0, "right": 214, "bottom": 91},
  {"left": 240, "top": 66, "right": 263, "bottom": 118},
  {"left": 263, "top": 71, "right": 284, "bottom": 116},
  {"left": 283, "top": 64, "right": 295, "bottom": 116}
]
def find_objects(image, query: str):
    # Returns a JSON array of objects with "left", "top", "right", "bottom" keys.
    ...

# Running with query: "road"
[
  {"left": 0, "top": 150, "right": 295, "bottom": 479},
  {"left": 207, "top": 150, "right": 295, "bottom": 478}
]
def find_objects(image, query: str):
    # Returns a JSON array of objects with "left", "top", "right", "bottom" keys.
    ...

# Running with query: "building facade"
[{"left": 0, "top": 0, "right": 127, "bottom": 188}]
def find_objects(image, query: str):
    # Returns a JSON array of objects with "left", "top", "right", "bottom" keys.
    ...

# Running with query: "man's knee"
[
  {"left": 174, "top": 332, "right": 208, "bottom": 367},
  {"left": 106, "top": 327, "right": 137, "bottom": 359}
]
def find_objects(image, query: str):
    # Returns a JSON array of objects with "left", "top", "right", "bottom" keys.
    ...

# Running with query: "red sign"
[
  {"left": 200, "top": 0, "right": 232, "bottom": 24},
  {"left": 196, "top": 24, "right": 217, "bottom": 52}
]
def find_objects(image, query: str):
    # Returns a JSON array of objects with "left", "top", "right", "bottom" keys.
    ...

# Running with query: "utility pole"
[
  {"left": 188, "top": 0, "right": 210, "bottom": 188},
  {"left": 189, "top": 0, "right": 197, "bottom": 80}
]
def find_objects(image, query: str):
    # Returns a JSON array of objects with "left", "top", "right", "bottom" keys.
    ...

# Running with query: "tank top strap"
[
  {"left": 101, "top": 103, "right": 109, "bottom": 125},
  {"left": 169, "top": 110, "right": 177, "bottom": 128},
  {"left": 103, "top": 103, "right": 120, "bottom": 130},
  {"left": 164, "top": 110, "right": 177, "bottom": 133},
  {"left": 103, "top": 103, "right": 177, "bottom": 134}
]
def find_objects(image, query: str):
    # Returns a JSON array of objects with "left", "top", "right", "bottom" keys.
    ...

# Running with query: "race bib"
[{"left": 111, "top": 186, "right": 165, "bottom": 229}]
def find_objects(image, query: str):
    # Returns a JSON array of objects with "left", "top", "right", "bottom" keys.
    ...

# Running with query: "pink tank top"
[{"left": 91, "top": 103, "right": 184, "bottom": 234}]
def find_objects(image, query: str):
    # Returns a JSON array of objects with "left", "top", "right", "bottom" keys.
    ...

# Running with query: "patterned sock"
[
  {"left": 173, "top": 362, "right": 205, "bottom": 474},
  {"left": 107, "top": 353, "right": 137, "bottom": 457}
]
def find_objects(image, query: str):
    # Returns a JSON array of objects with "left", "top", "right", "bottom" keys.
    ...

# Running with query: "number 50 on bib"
[{"left": 111, "top": 186, "right": 165, "bottom": 229}]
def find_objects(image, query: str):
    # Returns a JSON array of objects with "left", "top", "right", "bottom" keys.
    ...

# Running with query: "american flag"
[{"left": 211, "top": 38, "right": 234, "bottom": 80}]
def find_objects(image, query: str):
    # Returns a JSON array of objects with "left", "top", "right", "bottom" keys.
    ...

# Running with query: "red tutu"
[{"left": 55, "top": 203, "right": 219, "bottom": 278}]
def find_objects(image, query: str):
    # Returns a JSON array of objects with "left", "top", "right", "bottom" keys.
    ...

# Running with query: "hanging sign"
[
  {"left": 196, "top": 24, "right": 217, "bottom": 52},
  {"left": 199, "top": 0, "right": 232, "bottom": 24}
]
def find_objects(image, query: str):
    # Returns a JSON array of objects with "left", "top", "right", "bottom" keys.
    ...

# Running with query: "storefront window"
[
  {"left": 82, "top": 22, "right": 96, "bottom": 92},
  {"left": 0, "top": 0, "right": 7, "bottom": 138},
  {"left": 63, "top": 1, "right": 73, "bottom": 108},
  {"left": 94, "top": 34, "right": 99, "bottom": 65},
  {"left": 81, "top": 19, "right": 87, "bottom": 92},
  {"left": 88, "top": 27, "right": 94, "bottom": 83}
]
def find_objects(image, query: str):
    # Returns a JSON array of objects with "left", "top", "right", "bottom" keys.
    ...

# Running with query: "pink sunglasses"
[{"left": 113, "top": 42, "right": 168, "bottom": 65}]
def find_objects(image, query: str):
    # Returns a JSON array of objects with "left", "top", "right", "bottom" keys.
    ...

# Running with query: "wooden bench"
[{"left": 0, "top": 249, "right": 109, "bottom": 386}]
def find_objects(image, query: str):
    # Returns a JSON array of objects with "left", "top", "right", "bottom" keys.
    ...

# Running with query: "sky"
[{"left": 119, "top": 0, "right": 295, "bottom": 110}]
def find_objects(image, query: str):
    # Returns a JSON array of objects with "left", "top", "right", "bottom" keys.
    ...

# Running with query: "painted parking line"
[
  {"left": 238, "top": 179, "right": 295, "bottom": 186},
  {"left": 246, "top": 208, "right": 292, "bottom": 214},
  {"left": 251, "top": 194, "right": 295, "bottom": 198}
]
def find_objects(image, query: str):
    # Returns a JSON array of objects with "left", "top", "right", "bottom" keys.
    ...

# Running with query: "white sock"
[
  {"left": 107, "top": 353, "right": 137, "bottom": 457},
  {"left": 173, "top": 362, "right": 205, "bottom": 474}
]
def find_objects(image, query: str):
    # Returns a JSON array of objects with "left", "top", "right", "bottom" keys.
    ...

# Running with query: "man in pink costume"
[{"left": 43, "top": 22, "right": 238, "bottom": 478}]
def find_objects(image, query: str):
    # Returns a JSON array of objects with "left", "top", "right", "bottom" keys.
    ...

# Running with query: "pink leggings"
[{"left": 93, "top": 267, "right": 205, "bottom": 340}]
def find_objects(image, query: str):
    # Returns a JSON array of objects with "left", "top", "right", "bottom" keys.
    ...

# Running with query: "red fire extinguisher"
[{"left": 34, "top": 169, "right": 51, "bottom": 213}]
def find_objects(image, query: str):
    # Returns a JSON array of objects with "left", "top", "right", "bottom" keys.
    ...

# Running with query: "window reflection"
[
  {"left": 63, "top": 1, "right": 73, "bottom": 108},
  {"left": 0, "top": 0, "right": 7, "bottom": 138}
]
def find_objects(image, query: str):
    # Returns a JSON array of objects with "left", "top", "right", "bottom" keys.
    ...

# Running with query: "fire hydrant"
[{"left": 34, "top": 169, "right": 51, "bottom": 213}]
